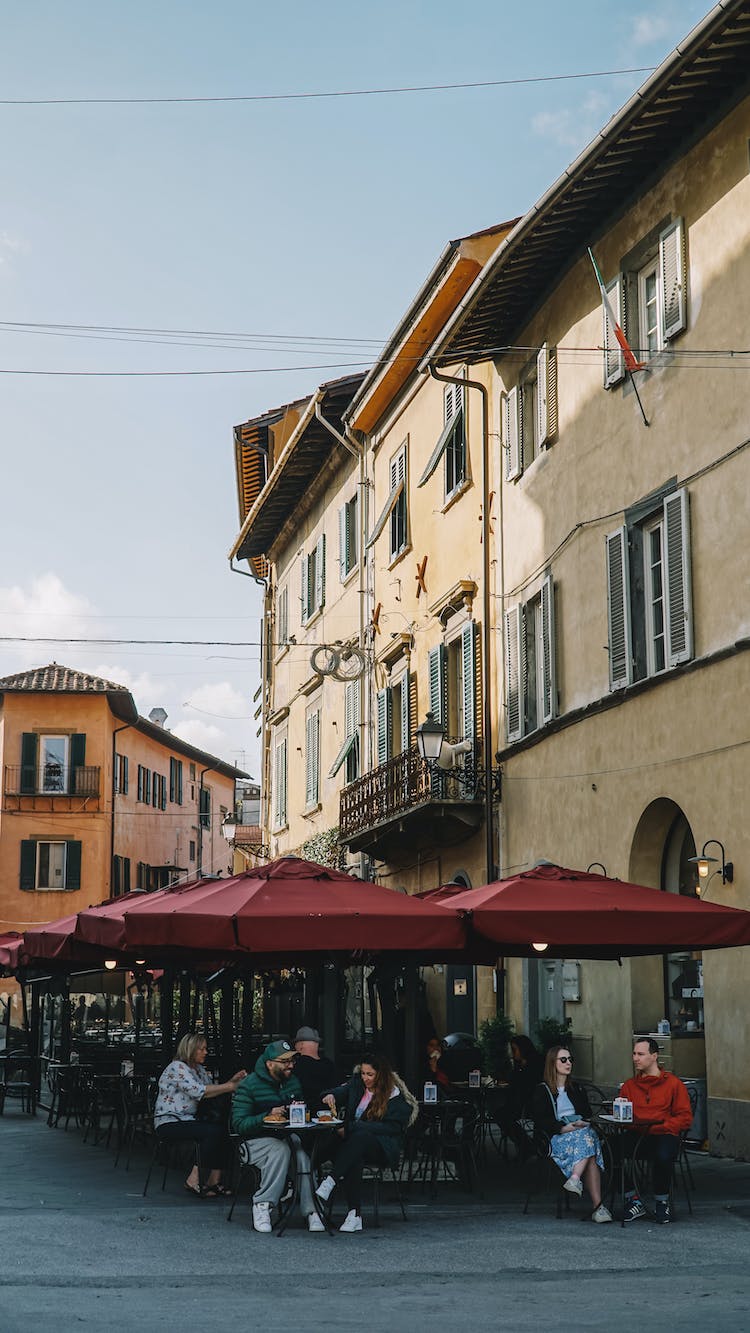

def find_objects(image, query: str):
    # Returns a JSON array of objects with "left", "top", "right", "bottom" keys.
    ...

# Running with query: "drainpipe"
[
  {"left": 110, "top": 724, "right": 130, "bottom": 898},
  {"left": 197, "top": 765, "right": 216, "bottom": 879},
  {"left": 229, "top": 557, "right": 271, "bottom": 845}
]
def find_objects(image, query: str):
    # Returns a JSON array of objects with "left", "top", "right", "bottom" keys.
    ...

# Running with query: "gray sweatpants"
[{"left": 242, "top": 1135, "right": 315, "bottom": 1213}]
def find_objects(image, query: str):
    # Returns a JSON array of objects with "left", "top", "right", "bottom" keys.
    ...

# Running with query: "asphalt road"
[{"left": 2, "top": 1112, "right": 750, "bottom": 1331}]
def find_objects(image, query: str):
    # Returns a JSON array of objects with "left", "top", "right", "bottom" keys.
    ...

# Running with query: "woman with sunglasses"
[{"left": 531, "top": 1046, "right": 612, "bottom": 1223}]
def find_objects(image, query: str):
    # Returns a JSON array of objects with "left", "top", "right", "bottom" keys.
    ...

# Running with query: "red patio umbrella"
[
  {"left": 441, "top": 864, "right": 750, "bottom": 958},
  {"left": 0, "top": 931, "right": 23, "bottom": 973},
  {"left": 75, "top": 857, "right": 470, "bottom": 960},
  {"left": 20, "top": 889, "right": 174, "bottom": 967}
]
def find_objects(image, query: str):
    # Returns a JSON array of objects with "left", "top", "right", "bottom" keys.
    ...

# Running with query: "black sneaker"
[
  {"left": 623, "top": 1198, "right": 647, "bottom": 1223},
  {"left": 655, "top": 1199, "right": 672, "bottom": 1225}
]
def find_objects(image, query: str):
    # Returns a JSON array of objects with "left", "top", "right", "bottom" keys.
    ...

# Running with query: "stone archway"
[{"left": 629, "top": 796, "right": 687, "bottom": 888}]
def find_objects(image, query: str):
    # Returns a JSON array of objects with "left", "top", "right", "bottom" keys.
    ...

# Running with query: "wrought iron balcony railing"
[
  {"left": 339, "top": 743, "right": 492, "bottom": 844},
  {"left": 4, "top": 765, "right": 101, "bottom": 798}
]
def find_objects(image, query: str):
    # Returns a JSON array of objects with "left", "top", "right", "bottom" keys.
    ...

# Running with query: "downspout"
[
  {"left": 110, "top": 723, "right": 130, "bottom": 897},
  {"left": 229, "top": 556, "right": 271, "bottom": 847},
  {"left": 197, "top": 764, "right": 216, "bottom": 878}
]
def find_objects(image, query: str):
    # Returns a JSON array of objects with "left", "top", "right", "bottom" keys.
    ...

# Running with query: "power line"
[
  {"left": 0, "top": 67, "right": 657, "bottom": 107},
  {"left": 0, "top": 320, "right": 383, "bottom": 345}
]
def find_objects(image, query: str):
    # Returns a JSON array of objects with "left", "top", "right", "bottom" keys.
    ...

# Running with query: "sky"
[{"left": 0, "top": 0, "right": 712, "bottom": 778}]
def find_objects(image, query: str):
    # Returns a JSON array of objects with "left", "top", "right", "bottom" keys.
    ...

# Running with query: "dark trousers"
[
  {"left": 332, "top": 1130, "right": 389, "bottom": 1213},
  {"left": 156, "top": 1119, "right": 225, "bottom": 1171},
  {"left": 620, "top": 1131, "right": 680, "bottom": 1196}
]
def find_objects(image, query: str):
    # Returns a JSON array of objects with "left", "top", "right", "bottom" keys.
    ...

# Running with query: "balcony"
[
  {"left": 3, "top": 765, "right": 101, "bottom": 800},
  {"left": 339, "top": 745, "right": 486, "bottom": 862}
]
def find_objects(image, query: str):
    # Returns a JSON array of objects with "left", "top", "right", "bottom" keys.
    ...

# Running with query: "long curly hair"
[{"left": 359, "top": 1052, "right": 397, "bottom": 1121}]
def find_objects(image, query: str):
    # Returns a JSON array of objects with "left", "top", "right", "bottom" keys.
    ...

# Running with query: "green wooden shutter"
[
  {"left": 169, "top": 758, "right": 176, "bottom": 803},
  {"left": 123, "top": 858, "right": 131, "bottom": 893},
  {"left": 504, "top": 606, "right": 523, "bottom": 742},
  {"left": 66, "top": 840, "right": 82, "bottom": 891},
  {"left": 461, "top": 623, "right": 476, "bottom": 741},
  {"left": 113, "top": 855, "right": 122, "bottom": 896},
  {"left": 300, "top": 555, "right": 309, "bottom": 623},
  {"left": 20, "top": 733, "right": 38, "bottom": 794},
  {"left": 376, "top": 688, "right": 392, "bottom": 766},
  {"left": 663, "top": 488, "right": 693, "bottom": 666},
  {"left": 606, "top": 527, "right": 633, "bottom": 689},
  {"left": 315, "top": 534, "right": 326, "bottom": 611},
  {"left": 400, "top": 672, "right": 411, "bottom": 753},
  {"left": 69, "top": 734, "right": 86, "bottom": 794},
  {"left": 540, "top": 575, "right": 557, "bottom": 724},
  {"left": 160, "top": 776, "right": 167, "bottom": 811},
  {"left": 428, "top": 645, "right": 446, "bottom": 727},
  {"left": 122, "top": 756, "right": 129, "bottom": 795},
  {"left": 20, "top": 840, "right": 36, "bottom": 891},
  {"left": 176, "top": 761, "right": 182, "bottom": 805}
]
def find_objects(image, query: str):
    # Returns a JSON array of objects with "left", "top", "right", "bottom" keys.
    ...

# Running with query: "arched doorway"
[{"left": 629, "top": 800, "right": 705, "bottom": 1084}]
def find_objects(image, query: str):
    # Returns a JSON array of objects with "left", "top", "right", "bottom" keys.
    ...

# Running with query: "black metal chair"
[
  {"left": 423, "top": 1100, "right": 482, "bottom": 1196},
  {"left": 114, "top": 1076, "right": 156, "bottom": 1170},
  {"left": 0, "top": 1054, "right": 37, "bottom": 1116},
  {"left": 360, "top": 1158, "right": 408, "bottom": 1226},
  {"left": 143, "top": 1125, "right": 203, "bottom": 1197}
]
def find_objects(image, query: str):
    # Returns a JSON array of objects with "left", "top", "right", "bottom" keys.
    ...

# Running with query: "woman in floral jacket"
[{"left": 154, "top": 1032, "right": 245, "bottom": 1197}]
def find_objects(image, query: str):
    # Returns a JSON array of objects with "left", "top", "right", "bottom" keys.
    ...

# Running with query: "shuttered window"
[
  {"left": 20, "top": 839, "right": 81, "bottom": 891},
  {"left": 339, "top": 493, "right": 358, "bottom": 579},
  {"left": 659, "top": 218, "right": 687, "bottom": 341},
  {"left": 274, "top": 737, "right": 288, "bottom": 828},
  {"left": 502, "top": 387, "right": 522, "bottom": 481},
  {"left": 428, "top": 644, "right": 446, "bottom": 728},
  {"left": 603, "top": 275, "right": 626, "bottom": 387},
  {"left": 504, "top": 579, "right": 557, "bottom": 741},
  {"left": 301, "top": 536, "right": 326, "bottom": 622},
  {"left": 277, "top": 584, "right": 289, "bottom": 648},
  {"left": 329, "top": 681, "right": 360, "bottom": 780},
  {"left": 305, "top": 707, "right": 321, "bottom": 807},
  {"left": 169, "top": 758, "right": 183, "bottom": 805},
  {"left": 376, "top": 688, "right": 393, "bottom": 767}
]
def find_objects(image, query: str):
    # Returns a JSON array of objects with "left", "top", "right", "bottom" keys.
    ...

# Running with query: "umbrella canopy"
[
  {"left": 0, "top": 931, "right": 23, "bottom": 973},
  {"left": 20, "top": 890, "right": 174, "bottom": 967},
  {"left": 74, "top": 857, "right": 469, "bottom": 959},
  {"left": 442, "top": 864, "right": 750, "bottom": 958}
]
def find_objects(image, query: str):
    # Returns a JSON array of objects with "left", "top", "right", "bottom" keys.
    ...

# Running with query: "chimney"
[{"left": 148, "top": 707, "right": 168, "bottom": 727}]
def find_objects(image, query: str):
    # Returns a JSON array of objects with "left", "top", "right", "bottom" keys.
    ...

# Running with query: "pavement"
[{"left": 2, "top": 1106, "right": 750, "bottom": 1331}]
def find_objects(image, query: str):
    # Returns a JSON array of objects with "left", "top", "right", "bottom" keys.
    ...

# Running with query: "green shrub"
[
  {"left": 478, "top": 1013, "right": 515, "bottom": 1077},
  {"left": 534, "top": 1016, "right": 572, "bottom": 1051}
]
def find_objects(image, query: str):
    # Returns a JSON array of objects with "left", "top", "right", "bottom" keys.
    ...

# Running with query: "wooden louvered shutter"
[
  {"left": 315, "top": 534, "right": 326, "bottom": 612},
  {"left": 305, "top": 711, "right": 320, "bottom": 806},
  {"left": 69, "top": 734, "right": 86, "bottom": 794},
  {"left": 537, "top": 344, "right": 557, "bottom": 447},
  {"left": 428, "top": 644, "right": 446, "bottom": 727},
  {"left": 66, "top": 840, "right": 82, "bottom": 891},
  {"left": 540, "top": 575, "right": 557, "bottom": 724},
  {"left": 408, "top": 672, "right": 418, "bottom": 749},
  {"left": 400, "top": 672, "right": 411, "bottom": 754},
  {"left": 663, "top": 488, "right": 693, "bottom": 666},
  {"left": 376, "top": 689, "right": 392, "bottom": 766},
  {"left": 339, "top": 505, "right": 347, "bottom": 580},
  {"left": 503, "top": 388, "right": 522, "bottom": 481},
  {"left": 20, "top": 733, "right": 38, "bottom": 794},
  {"left": 20, "top": 840, "right": 36, "bottom": 891},
  {"left": 504, "top": 606, "right": 524, "bottom": 742},
  {"left": 461, "top": 622, "right": 476, "bottom": 742},
  {"left": 659, "top": 218, "right": 687, "bottom": 341},
  {"left": 606, "top": 527, "right": 633, "bottom": 688},
  {"left": 300, "top": 555, "right": 309, "bottom": 623},
  {"left": 603, "top": 276, "right": 626, "bottom": 387}
]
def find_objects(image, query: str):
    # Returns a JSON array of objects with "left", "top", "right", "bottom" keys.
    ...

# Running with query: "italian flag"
[{"left": 588, "top": 247, "right": 645, "bottom": 373}]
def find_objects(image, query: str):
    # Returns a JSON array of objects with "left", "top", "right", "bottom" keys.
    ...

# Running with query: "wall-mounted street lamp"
[
  {"left": 688, "top": 839, "right": 734, "bottom": 893},
  {"left": 415, "top": 711, "right": 473, "bottom": 771},
  {"left": 221, "top": 812, "right": 269, "bottom": 865},
  {"left": 587, "top": 862, "right": 607, "bottom": 875}
]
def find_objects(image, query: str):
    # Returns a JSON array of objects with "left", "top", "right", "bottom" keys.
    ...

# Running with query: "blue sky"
[{"left": 0, "top": 0, "right": 711, "bottom": 776}]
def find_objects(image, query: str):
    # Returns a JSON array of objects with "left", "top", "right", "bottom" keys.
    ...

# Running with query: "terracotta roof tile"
[{"left": 0, "top": 662, "right": 131, "bottom": 694}]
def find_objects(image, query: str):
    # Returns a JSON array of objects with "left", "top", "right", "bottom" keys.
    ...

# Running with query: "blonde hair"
[{"left": 175, "top": 1032, "right": 207, "bottom": 1066}]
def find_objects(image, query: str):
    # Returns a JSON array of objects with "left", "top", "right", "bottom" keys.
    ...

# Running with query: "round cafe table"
[{"left": 257, "top": 1117, "right": 343, "bottom": 1236}]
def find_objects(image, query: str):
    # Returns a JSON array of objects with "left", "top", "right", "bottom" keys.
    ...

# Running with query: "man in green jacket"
[{"left": 231, "top": 1039, "right": 324, "bottom": 1233}]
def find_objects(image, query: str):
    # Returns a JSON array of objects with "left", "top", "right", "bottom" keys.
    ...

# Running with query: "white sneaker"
[
  {"left": 592, "top": 1204, "right": 613, "bottom": 1223},
  {"left": 563, "top": 1175, "right": 583, "bottom": 1196},
  {"left": 252, "top": 1202, "right": 272, "bottom": 1233},
  {"left": 315, "top": 1174, "right": 336, "bottom": 1202},
  {"left": 307, "top": 1212, "right": 326, "bottom": 1232},
  {"left": 339, "top": 1209, "right": 363, "bottom": 1233}
]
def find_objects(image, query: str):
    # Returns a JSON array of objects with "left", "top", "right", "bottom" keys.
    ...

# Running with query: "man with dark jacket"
[
  {"left": 231, "top": 1039, "right": 324, "bottom": 1234},
  {"left": 619, "top": 1036, "right": 693, "bottom": 1225},
  {"left": 293, "top": 1026, "right": 339, "bottom": 1110}
]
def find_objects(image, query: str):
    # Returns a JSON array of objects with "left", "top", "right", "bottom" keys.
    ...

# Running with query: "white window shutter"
[
  {"left": 536, "top": 344, "right": 550, "bottom": 448},
  {"left": 376, "top": 688, "right": 392, "bottom": 766},
  {"left": 345, "top": 680, "right": 358, "bottom": 738},
  {"left": 428, "top": 644, "right": 445, "bottom": 727},
  {"left": 300, "top": 555, "right": 309, "bottom": 623},
  {"left": 400, "top": 671, "right": 411, "bottom": 753},
  {"left": 275, "top": 738, "right": 287, "bottom": 825},
  {"left": 504, "top": 605, "right": 523, "bottom": 742},
  {"left": 338, "top": 506, "right": 347, "bottom": 580},
  {"left": 663, "top": 488, "right": 693, "bottom": 665},
  {"left": 504, "top": 388, "right": 522, "bottom": 481},
  {"left": 315, "top": 534, "right": 326, "bottom": 611},
  {"left": 659, "top": 218, "right": 687, "bottom": 341},
  {"left": 305, "top": 711, "right": 320, "bottom": 806},
  {"left": 461, "top": 622, "right": 476, "bottom": 741},
  {"left": 540, "top": 575, "right": 556, "bottom": 724},
  {"left": 605, "top": 527, "right": 633, "bottom": 688},
  {"left": 444, "top": 384, "right": 455, "bottom": 423},
  {"left": 603, "top": 275, "right": 626, "bottom": 388}
]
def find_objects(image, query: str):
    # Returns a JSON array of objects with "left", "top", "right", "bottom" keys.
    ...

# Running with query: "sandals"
[{"left": 183, "top": 1181, "right": 221, "bottom": 1199}]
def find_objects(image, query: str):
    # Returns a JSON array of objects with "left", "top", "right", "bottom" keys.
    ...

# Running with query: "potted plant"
[
  {"left": 478, "top": 1013, "right": 515, "bottom": 1079},
  {"left": 534, "top": 1016, "right": 573, "bottom": 1051}
]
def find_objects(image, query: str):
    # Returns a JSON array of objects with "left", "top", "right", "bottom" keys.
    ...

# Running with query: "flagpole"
[{"left": 627, "top": 368, "right": 650, "bottom": 427}]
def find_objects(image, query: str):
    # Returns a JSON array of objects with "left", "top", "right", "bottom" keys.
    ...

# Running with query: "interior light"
[
  {"left": 532, "top": 942, "right": 549, "bottom": 952},
  {"left": 104, "top": 959, "right": 118, "bottom": 971}
]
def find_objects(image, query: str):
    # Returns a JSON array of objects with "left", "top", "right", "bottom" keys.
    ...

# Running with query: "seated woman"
[
  {"left": 530, "top": 1045, "right": 612, "bottom": 1224},
  {"left": 424, "top": 1036, "right": 451, "bottom": 1089},
  {"left": 154, "top": 1032, "right": 246, "bottom": 1197},
  {"left": 315, "top": 1052, "right": 417, "bottom": 1232},
  {"left": 494, "top": 1034, "right": 544, "bottom": 1157}
]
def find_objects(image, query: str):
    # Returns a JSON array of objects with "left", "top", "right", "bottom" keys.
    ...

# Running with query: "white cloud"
[
  {"left": 532, "top": 91, "right": 610, "bottom": 150},
  {"left": 182, "top": 680, "right": 250, "bottom": 720},
  {"left": 171, "top": 718, "right": 226, "bottom": 751},
  {"left": 0, "top": 230, "right": 29, "bottom": 269},
  {"left": 0, "top": 574, "right": 96, "bottom": 665},
  {"left": 630, "top": 14, "right": 671, "bottom": 48}
]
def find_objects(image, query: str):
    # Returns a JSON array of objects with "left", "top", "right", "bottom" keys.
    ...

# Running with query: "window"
[
  {"left": 20, "top": 733, "right": 86, "bottom": 795},
  {"left": 151, "top": 773, "right": 167, "bottom": 810},
  {"left": 169, "top": 758, "right": 183, "bottom": 804},
  {"left": 305, "top": 705, "right": 321, "bottom": 808},
  {"left": 376, "top": 669, "right": 415, "bottom": 766},
  {"left": 329, "top": 681, "right": 360, "bottom": 782},
  {"left": 416, "top": 384, "right": 466, "bottom": 498},
  {"left": 20, "top": 839, "right": 82, "bottom": 892},
  {"left": 137, "top": 765, "right": 151, "bottom": 804},
  {"left": 338, "top": 492, "right": 358, "bottom": 579},
  {"left": 112, "top": 855, "right": 131, "bottom": 898},
  {"left": 273, "top": 735, "right": 288, "bottom": 828},
  {"left": 504, "top": 576, "right": 556, "bottom": 742},
  {"left": 198, "top": 785, "right": 211, "bottom": 828},
  {"left": 189, "top": 839, "right": 196, "bottom": 862},
  {"left": 301, "top": 535, "right": 326, "bottom": 623},
  {"left": 114, "top": 754, "right": 129, "bottom": 795},
  {"left": 367, "top": 443, "right": 408, "bottom": 561},
  {"left": 189, "top": 763, "right": 196, "bottom": 781},
  {"left": 502, "top": 345, "right": 557, "bottom": 481},
  {"left": 428, "top": 622, "right": 477, "bottom": 744},
  {"left": 39, "top": 735, "right": 68, "bottom": 793},
  {"left": 602, "top": 218, "right": 687, "bottom": 385},
  {"left": 606, "top": 487, "right": 692, "bottom": 690},
  {"left": 277, "top": 584, "right": 289, "bottom": 648}
]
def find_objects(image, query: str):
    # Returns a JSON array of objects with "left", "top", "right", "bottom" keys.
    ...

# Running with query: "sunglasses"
[{"left": 557, "top": 1056, "right": 573, "bottom": 1063}]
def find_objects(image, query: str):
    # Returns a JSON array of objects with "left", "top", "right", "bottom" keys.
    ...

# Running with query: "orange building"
[{"left": 0, "top": 664, "right": 247, "bottom": 936}]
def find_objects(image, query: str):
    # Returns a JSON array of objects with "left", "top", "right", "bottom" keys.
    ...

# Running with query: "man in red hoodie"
[{"left": 619, "top": 1036, "right": 693, "bottom": 1225}]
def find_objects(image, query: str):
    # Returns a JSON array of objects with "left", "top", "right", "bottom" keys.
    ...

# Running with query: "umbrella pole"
[
  {"left": 403, "top": 967, "right": 418, "bottom": 1093},
  {"left": 159, "top": 971, "right": 174, "bottom": 1059},
  {"left": 240, "top": 973, "right": 254, "bottom": 1070}
]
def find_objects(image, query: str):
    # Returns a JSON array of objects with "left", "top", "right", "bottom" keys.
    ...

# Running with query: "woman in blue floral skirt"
[{"left": 531, "top": 1045, "right": 612, "bottom": 1223}]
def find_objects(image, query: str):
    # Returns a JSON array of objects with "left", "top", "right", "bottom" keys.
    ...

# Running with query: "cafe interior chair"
[
  {"left": 81, "top": 1073, "right": 122, "bottom": 1148},
  {"left": 114, "top": 1076, "right": 156, "bottom": 1170},
  {"left": 360, "top": 1158, "right": 408, "bottom": 1227},
  {"left": 424, "top": 1100, "right": 482, "bottom": 1196},
  {"left": 522, "top": 1128, "right": 575, "bottom": 1219},
  {"left": 0, "top": 1054, "right": 36, "bottom": 1116}
]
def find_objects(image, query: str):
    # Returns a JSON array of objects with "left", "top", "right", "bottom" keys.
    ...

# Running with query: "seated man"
[
  {"left": 619, "top": 1036, "right": 693, "bottom": 1225},
  {"left": 231, "top": 1039, "right": 324, "bottom": 1234},
  {"left": 293, "top": 1026, "right": 339, "bottom": 1110}
]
